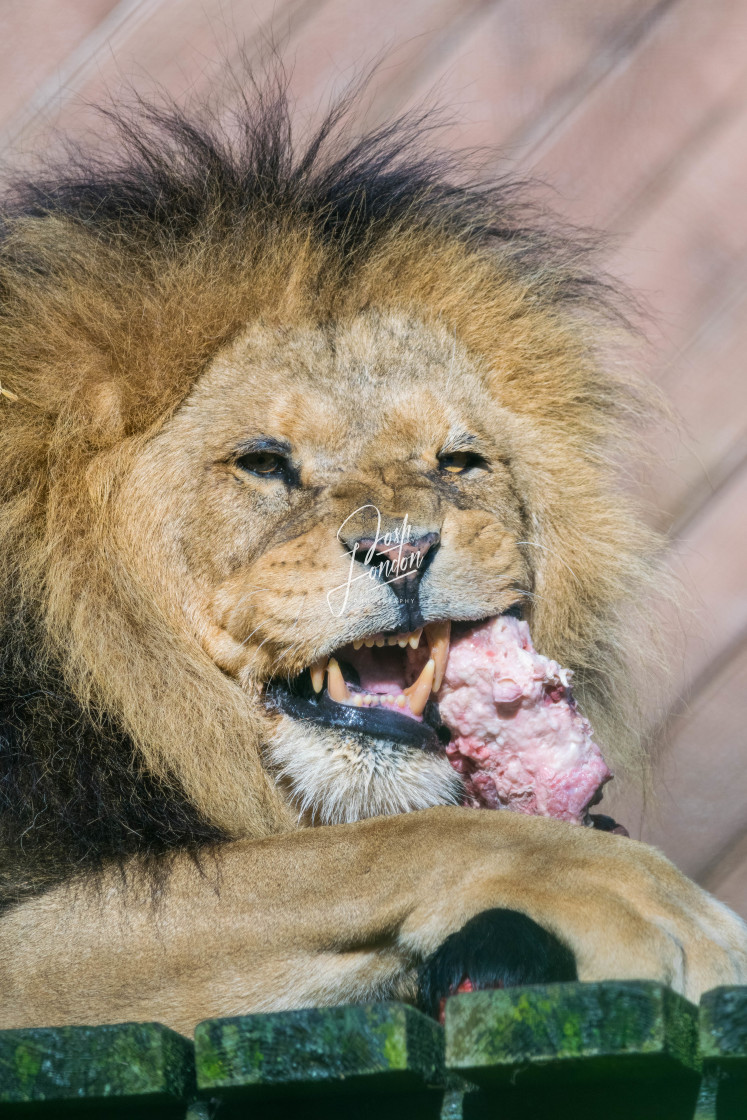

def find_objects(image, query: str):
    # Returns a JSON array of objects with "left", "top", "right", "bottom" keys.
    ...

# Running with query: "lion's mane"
[{"left": 0, "top": 86, "right": 660, "bottom": 906}]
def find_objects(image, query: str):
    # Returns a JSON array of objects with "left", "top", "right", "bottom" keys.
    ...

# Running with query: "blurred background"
[{"left": 1, "top": 0, "right": 746, "bottom": 916}]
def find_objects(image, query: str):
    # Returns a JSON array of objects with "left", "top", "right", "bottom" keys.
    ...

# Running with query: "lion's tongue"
[{"left": 436, "top": 616, "right": 612, "bottom": 824}]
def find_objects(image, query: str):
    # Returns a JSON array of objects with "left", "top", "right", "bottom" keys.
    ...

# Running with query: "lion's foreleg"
[{"left": 1, "top": 807, "right": 746, "bottom": 1036}]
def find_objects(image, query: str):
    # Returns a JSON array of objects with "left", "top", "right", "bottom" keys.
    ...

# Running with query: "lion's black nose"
[{"left": 352, "top": 532, "right": 440, "bottom": 602}]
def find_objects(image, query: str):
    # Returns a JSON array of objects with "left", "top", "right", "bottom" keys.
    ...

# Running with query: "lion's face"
[{"left": 118, "top": 311, "right": 533, "bottom": 823}]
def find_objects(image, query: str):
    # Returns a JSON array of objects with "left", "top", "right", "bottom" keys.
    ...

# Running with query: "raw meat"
[{"left": 437, "top": 616, "right": 612, "bottom": 824}]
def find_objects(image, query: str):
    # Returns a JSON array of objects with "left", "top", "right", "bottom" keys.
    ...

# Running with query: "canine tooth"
[
  {"left": 404, "top": 658, "right": 435, "bottom": 716},
  {"left": 396, "top": 694, "right": 406, "bottom": 708},
  {"left": 425, "top": 620, "right": 451, "bottom": 692},
  {"left": 326, "top": 658, "right": 350, "bottom": 703},
  {"left": 310, "top": 657, "right": 328, "bottom": 694},
  {"left": 353, "top": 640, "right": 363, "bottom": 650},
  {"left": 408, "top": 629, "right": 422, "bottom": 649}
]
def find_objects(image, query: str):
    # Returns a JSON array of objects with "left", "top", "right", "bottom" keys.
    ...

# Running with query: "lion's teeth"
[
  {"left": 395, "top": 694, "right": 406, "bottom": 708},
  {"left": 425, "top": 620, "right": 451, "bottom": 692},
  {"left": 358, "top": 631, "right": 428, "bottom": 647},
  {"left": 326, "top": 658, "right": 350, "bottom": 702},
  {"left": 404, "top": 658, "right": 435, "bottom": 716},
  {"left": 352, "top": 694, "right": 363, "bottom": 707},
  {"left": 310, "top": 657, "right": 328, "bottom": 694}
]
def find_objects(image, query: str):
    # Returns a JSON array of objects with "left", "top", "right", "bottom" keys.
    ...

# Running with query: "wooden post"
[
  {"left": 443, "top": 980, "right": 701, "bottom": 1120},
  {"left": 194, "top": 1001, "right": 445, "bottom": 1119}
]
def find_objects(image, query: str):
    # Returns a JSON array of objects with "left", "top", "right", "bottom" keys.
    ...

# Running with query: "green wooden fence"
[{"left": 1, "top": 981, "right": 745, "bottom": 1117}]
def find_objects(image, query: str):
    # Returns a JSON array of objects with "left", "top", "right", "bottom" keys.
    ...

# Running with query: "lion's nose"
[{"left": 351, "top": 532, "right": 440, "bottom": 601}]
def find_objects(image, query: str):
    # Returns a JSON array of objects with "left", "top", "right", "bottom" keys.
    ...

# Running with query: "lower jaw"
[
  {"left": 264, "top": 681, "right": 448, "bottom": 751},
  {"left": 264, "top": 713, "right": 463, "bottom": 827}
]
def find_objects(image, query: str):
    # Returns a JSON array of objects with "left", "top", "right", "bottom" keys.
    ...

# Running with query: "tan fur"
[
  {"left": 1, "top": 809, "right": 746, "bottom": 1035},
  {"left": 0, "top": 101, "right": 744, "bottom": 1032}
]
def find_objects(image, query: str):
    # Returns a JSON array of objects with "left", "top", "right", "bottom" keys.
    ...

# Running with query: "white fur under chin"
[{"left": 266, "top": 717, "right": 463, "bottom": 824}]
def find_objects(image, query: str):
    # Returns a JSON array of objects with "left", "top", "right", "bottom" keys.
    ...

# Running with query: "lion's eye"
[
  {"left": 438, "top": 451, "right": 487, "bottom": 475},
  {"left": 236, "top": 451, "right": 286, "bottom": 477}
]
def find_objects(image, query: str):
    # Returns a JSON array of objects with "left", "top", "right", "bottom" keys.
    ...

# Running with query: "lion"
[{"left": 0, "top": 89, "right": 745, "bottom": 1037}]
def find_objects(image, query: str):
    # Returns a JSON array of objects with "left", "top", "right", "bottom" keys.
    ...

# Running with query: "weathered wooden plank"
[
  {"left": 0, "top": 0, "right": 119, "bottom": 136},
  {"left": 0, "top": 1020, "right": 194, "bottom": 1117},
  {"left": 606, "top": 90, "right": 747, "bottom": 364},
  {"left": 658, "top": 462, "right": 747, "bottom": 712},
  {"left": 0, "top": 0, "right": 485, "bottom": 160},
  {"left": 444, "top": 981, "right": 700, "bottom": 1120},
  {"left": 525, "top": 0, "right": 747, "bottom": 230},
  {"left": 600, "top": 461, "right": 747, "bottom": 907},
  {"left": 700, "top": 987, "right": 747, "bottom": 1064},
  {"left": 369, "top": 0, "right": 665, "bottom": 154},
  {"left": 280, "top": 0, "right": 487, "bottom": 128},
  {"left": 0, "top": 0, "right": 326, "bottom": 156},
  {"left": 637, "top": 639, "right": 747, "bottom": 885},
  {"left": 636, "top": 284, "right": 747, "bottom": 535},
  {"left": 194, "top": 1001, "right": 444, "bottom": 1118},
  {"left": 621, "top": 452, "right": 747, "bottom": 914},
  {"left": 696, "top": 987, "right": 747, "bottom": 1119}
]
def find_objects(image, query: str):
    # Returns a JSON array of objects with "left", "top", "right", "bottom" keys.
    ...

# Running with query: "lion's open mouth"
[{"left": 266, "top": 620, "right": 456, "bottom": 750}]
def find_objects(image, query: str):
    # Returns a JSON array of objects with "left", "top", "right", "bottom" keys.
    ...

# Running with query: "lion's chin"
[{"left": 264, "top": 715, "right": 462, "bottom": 825}]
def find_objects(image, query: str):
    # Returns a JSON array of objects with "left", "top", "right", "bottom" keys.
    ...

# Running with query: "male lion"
[{"left": 0, "top": 92, "right": 745, "bottom": 1036}]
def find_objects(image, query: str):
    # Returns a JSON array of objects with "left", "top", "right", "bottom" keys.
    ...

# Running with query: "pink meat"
[{"left": 437, "top": 616, "right": 612, "bottom": 824}]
